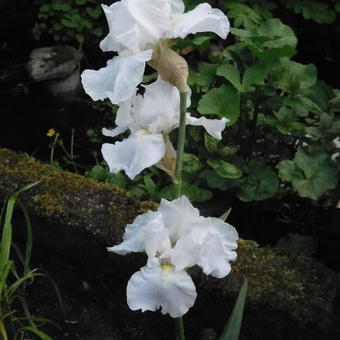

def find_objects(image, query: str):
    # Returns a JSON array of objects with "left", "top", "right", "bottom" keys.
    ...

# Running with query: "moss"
[
  {"left": 0, "top": 148, "right": 141, "bottom": 242},
  {"left": 207, "top": 239, "right": 339, "bottom": 328},
  {"left": 33, "top": 193, "right": 63, "bottom": 217}
]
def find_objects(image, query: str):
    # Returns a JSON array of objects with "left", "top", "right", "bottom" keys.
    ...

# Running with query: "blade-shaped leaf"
[{"left": 219, "top": 279, "right": 248, "bottom": 340}]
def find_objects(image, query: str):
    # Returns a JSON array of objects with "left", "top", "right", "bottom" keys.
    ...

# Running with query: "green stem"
[
  {"left": 174, "top": 91, "right": 188, "bottom": 198},
  {"left": 175, "top": 317, "right": 185, "bottom": 340},
  {"left": 173, "top": 90, "right": 188, "bottom": 340}
]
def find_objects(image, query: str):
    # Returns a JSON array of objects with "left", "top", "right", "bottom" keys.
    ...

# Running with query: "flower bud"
[{"left": 149, "top": 44, "right": 188, "bottom": 93}]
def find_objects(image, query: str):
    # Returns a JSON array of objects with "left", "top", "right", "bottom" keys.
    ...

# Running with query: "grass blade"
[
  {"left": 21, "top": 327, "right": 54, "bottom": 340},
  {"left": 219, "top": 278, "right": 248, "bottom": 340}
]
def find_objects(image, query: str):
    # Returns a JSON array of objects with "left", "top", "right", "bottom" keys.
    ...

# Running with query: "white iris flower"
[
  {"left": 102, "top": 77, "right": 228, "bottom": 179},
  {"left": 81, "top": 0, "right": 230, "bottom": 103},
  {"left": 107, "top": 195, "right": 238, "bottom": 317}
]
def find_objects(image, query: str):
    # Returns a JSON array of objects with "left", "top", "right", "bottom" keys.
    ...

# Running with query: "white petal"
[
  {"left": 186, "top": 115, "right": 228, "bottom": 140},
  {"left": 107, "top": 211, "right": 161, "bottom": 255},
  {"left": 100, "top": 3, "right": 124, "bottom": 52},
  {"left": 102, "top": 130, "right": 165, "bottom": 179},
  {"left": 127, "top": 265, "right": 197, "bottom": 318},
  {"left": 144, "top": 221, "right": 171, "bottom": 258},
  {"left": 169, "top": 0, "right": 185, "bottom": 16},
  {"left": 198, "top": 233, "right": 231, "bottom": 278},
  {"left": 101, "top": 0, "right": 172, "bottom": 52},
  {"left": 171, "top": 217, "right": 238, "bottom": 277},
  {"left": 159, "top": 195, "right": 202, "bottom": 240},
  {"left": 135, "top": 78, "right": 181, "bottom": 133},
  {"left": 102, "top": 126, "right": 128, "bottom": 138},
  {"left": 166, "top": 3, "right": 230, "bottom": 40},
  {"left": 81, "top": 50, "right": 152, "bottom": 104}
]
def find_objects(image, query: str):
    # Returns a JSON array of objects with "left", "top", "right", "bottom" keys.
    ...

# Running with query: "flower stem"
[
  {"left": 174, "top": 90, "right": 188, "bottom": 340},
  {"left": 175, "top": 317, "right": 185, "bottom": 340},
  {"left": 174, "top": 91, "right": 187, "bottom": 198}
]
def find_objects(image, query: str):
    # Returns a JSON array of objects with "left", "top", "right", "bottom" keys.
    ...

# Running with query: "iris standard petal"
[
  {"left": 101, "top": 0, "right": 172, "bottom": 52},
  {"left": 102, "top": 130, "right": 165, "bottom": 179},
  {"left": 158, "top": 195, "right": 201, "bottom": 240},
  {"left": 166, "top": 3, "right": 230, "bottom": 40},
  {"left": 81, "top": 50, "right": 152, "bottom": 104},
  {"left": 127, "top": 264, "right": 197, "bottom": 318},
  {"left": 186, "top": 115, "right": 228, "bottom": 140},
  {"left": 135, "top": 78, "right": 182, "bottom": 134}
]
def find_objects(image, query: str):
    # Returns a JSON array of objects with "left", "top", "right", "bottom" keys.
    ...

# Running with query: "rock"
[
  {"left": 27, "top": 46, "right": 82, "bottom": 97},
  {"left": 0, "top": 147, "right": 339, "bottom": 340}
]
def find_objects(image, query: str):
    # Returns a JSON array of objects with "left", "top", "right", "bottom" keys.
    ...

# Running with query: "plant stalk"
[
  {"left": 175, "top": 317, "right": 185, "bottom": 340},
  {"left": 174, "top": 91, "right": 188, "bottom": 198},
  {"left": 173, "top": 90, "right": 188, "bottom": 340}
]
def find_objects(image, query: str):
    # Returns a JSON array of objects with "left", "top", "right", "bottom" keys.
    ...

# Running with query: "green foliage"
[
  {"left": 0, "top": 183, "right": 54, "bottom": 340},
  {"left": 32, "top": 0, "right": 103, "bottom": 45},
  {"left": 169, "top": 1, "right": 340, "bottom": 203},
  {"left": 285, "top": 0, "right": 336, "bottom": 23},
  {"left": 278, "top": 148, "right": 338, "bottom": 200},
  {"left": 78, "top": 0, "right": 340, "bottom": 205},
  {"left": 219, "top": 279, "right": 248, "bottom": 340}
]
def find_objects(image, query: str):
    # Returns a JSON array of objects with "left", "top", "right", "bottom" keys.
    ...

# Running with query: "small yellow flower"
[{"left": 47, "top": 128, "right": 56, "bottom": 137}]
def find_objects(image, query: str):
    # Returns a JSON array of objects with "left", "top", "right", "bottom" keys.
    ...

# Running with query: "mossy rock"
[
  {"left": 0, "top": 147, "right": 339, "bottom": 339},
  {"left": 0, "top": 147, "right": 156, "bottom": 243}
]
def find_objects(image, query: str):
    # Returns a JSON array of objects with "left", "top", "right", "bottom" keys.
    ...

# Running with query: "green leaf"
[
  {"left": 219, "top": 279, "right": 248, "bottom": 340},
  {"left": 207, "top": 159, "right": 242, "bottom": 179},
  {"left": 21, "top": 327, "right": 54, "bottom": 340},
  {"left": 198, "top": 84, "right": 240, "bottom": 125},
  {"left": 189, "top": 62, "right": 217, "bottom": 91},
  {"left": 219, "top": 208, "right": 232, "bottom": 222},
  {"left": 242, "top": 64, "right": 267, "bottom": 90},
  {"left": 86, "top": 6, "right": 102, "bottom": 19},
  {"left": 40, "top": 4, "right": 51, "bottom": 12},
  {"left": 74, "top": 0, "right": 87, "bottom": 5},
  {"left": 278, "top": 148, "right": 338, "bottom": 200},
  {"left": 199, "top": 170, "right": 239, "bottom": 190},
  {"left": 217, "top": 64, "right": 243, "bottom": 92},
  {"left": 143, "top": 176, "right": 157, "bottom": 198},
  {"left": 204, "top": 133, "right": 219, "bottom": 153},
  {"left": 106, "top": 173, "right": 127, "bottom": 189},
  {"left": 192, "top": 35, "right": 212, "bottom": 46},
  {"left": 161, "top": 183, "right": 212, "bottom": 202},
  {"left": 182, "top": 153, "right": 201, "bottom": 173},
  {"left": 238, "top": 162, "right": 279, "bottom": 201},
  {"left": 85, "top": 165, "right": 107, "bottom": 181},
  {"left": 271, "top": 59, "right": 317, "bottom": 93}
]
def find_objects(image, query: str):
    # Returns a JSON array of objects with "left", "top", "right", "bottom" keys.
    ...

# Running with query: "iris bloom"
[
  {"left": 101, "top": 77, "right": 228, "bottom": 179},
  {"left": 108, "top": 195, "right": 238, "bottom": 317},
  {"left": 81, "top": 0, "right": 230, "bottom": 103}
]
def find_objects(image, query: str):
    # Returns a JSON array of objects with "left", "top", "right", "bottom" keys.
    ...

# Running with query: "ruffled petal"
[
  {"left": 102, "top": 126, "right": 128, "bottom": 138},
  {"left": 136, "top": 78, "right": 181, "bottom": 133},
  {"left": 158, "top": 195, "right": 201, "bottom": 240},
  {"left": 186, "top": 115, "right": 228, "bottom": 140},
  {"left": 102, "top": 130, "right": 165, "bottom": 179},
  {"left": 81, "top": 50, "right": 152, "bottom": 104},
  {"left": 170, "top": 216, "right": 238, "bottom": 277},
  {"left": 100, "top": 3, "right": 124, "bottom": 52},
  {"left": 166, "top": 3, "right": 230, "bottom": 40},
  {"left": 198, "top": 233, "right": 231, "bottom": 278},
  {"left": 127, "top": 264, "right": 197, "bottom": 318},
  {"left": 100, "top": 0, "right": 172, "bottom": 52},
  {"left": 107, "top": 211, "right": 164, "bottom": 255}
]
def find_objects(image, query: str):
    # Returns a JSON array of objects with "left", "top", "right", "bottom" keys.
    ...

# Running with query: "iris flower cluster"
[{"left": 81, "top": 0, "right": 238, "bottom": 318}]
